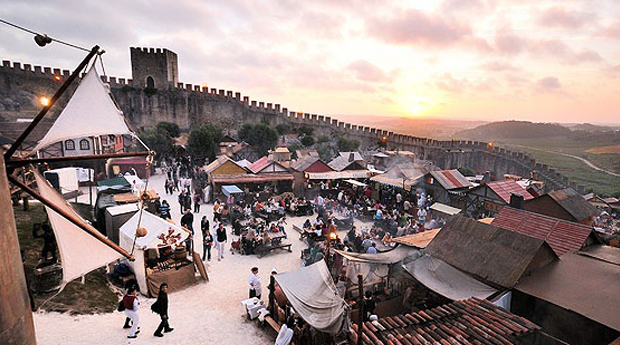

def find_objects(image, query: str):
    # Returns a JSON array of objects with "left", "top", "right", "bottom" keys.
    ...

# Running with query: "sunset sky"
[{"left": 1, "top": 0, "right": 619, "bottom": 124}]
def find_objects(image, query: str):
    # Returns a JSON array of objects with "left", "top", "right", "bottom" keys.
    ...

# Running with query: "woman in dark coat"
[{"left": 152, "top": 283, "right": 173, "bottom": 337}]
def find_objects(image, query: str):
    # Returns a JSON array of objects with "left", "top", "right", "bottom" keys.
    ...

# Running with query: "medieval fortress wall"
[{"left": 0, "top": 47, "right": 581, "bottom": 193}]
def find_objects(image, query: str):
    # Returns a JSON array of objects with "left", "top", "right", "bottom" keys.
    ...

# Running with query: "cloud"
[
  {"left": 366, "top": 9, "right": 471, "bottom": 47},
  {"left": 537, "top": 7, "right": 594, "bottom": 29},
  {"left": 536, "top": 76, "right": 562, "bottom": 91},
  {"left": 493, "top": 28, "right": 527, "bottom": 55},
  {"left": 480, "top": 61, "right": 519, "bottom": 72},
  {"left": 347, "top": 60, "right": 393, "bottom": 83}
]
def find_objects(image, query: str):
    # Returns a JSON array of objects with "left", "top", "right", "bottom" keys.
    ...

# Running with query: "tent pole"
[
  {"left": 357, "top": 274, "right": 364, "bottom": 345},
  {"left": 7, "top": 174, "right": 132, "bottom": 259},
  {"left": 6, "top": 151, "right": 150, "bottom": 167},
  {"left": 4, "top": 45, "right": 100, "bottom": 160}
]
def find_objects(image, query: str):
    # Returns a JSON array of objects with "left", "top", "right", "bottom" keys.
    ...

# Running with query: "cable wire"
[{"left": 0, "top": 18, "right": 91, "bottom": 52}]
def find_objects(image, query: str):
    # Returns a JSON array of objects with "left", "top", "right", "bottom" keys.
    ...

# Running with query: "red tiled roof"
[
  {"left": 492, "top": 207, "right": 594, "bottom": 256},
  {"left": 350, "top": 298, "right": 540, "bottom": 345},
  {"left": 247, "top": 156, "right": 269, "bottom": 174},
  {"left": 486, "top": 180, "right": 534, "bottom": 203}
]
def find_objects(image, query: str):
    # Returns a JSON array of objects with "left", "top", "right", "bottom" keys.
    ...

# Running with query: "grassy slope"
[
  {"left": 14, "top": 204, "right": 118, "bottom": 315},
  {"left": 495, "top": 137, "right": 620, "bottom": 196}
]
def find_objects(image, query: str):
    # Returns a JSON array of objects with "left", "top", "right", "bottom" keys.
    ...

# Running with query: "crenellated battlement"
[{"left": 0, "top": 55, "right": 587, "bottom": 194}]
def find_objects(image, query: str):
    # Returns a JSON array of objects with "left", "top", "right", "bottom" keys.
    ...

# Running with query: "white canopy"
[
  {"left": 403, "top": 254, "right": 497, "bottom": 301},
  {"left": 274, "top": 260, "right": 349, "bottom": 335},
  {"left": 34, "top": 170, "right": 125, "bottom": 284},
  {"left": 31, "top": 66, "right": 133, "bottom": 154},
  {"left": 119, "top": 210, "right": 190, "bottom": 250}
]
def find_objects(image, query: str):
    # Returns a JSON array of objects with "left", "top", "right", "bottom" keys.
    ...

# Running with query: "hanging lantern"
[{"left": 136, "top": 227, "right": 148, "bottom": 238}]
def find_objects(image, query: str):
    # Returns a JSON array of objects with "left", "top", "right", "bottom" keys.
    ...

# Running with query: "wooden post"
[
  {"left": 269, "top": 275, "right": 276, "bottom": 322},
  {"left": 357, "top": 274, "right": 364, "bottom": 345},
  {"left": 0, "top": 154, "right": 37, "bottom": 344}
]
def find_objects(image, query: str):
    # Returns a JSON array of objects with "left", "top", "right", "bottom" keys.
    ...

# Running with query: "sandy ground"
[{"left": 33, "top": 170, "right": 365, "bottom": 345}]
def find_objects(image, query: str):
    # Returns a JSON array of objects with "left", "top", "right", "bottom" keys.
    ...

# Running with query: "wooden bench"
[
  {"left": 255, "top": 242, "right": 292, "bottom": 258},
  {"left": 264, "top": 315, "right": 281, "bottom": 332}
]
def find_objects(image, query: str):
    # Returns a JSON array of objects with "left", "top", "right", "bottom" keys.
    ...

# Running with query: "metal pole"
[
  {"left": 8, "top": 174, "right": 132, "bottom": 259},
  {"left": 6, "top": 151, "right": 151, "bottom": 167},
  {"left": 4, "top": 45, "right": 100, "bottom": 159},
  {"left": 0, "top": 154, "right": 37, "bottom": 344},
  {"left": 88, "top": 164, "right": 93, "bottom": 207},
  {"left": 357, "top": 274, "right": 364, "bottom": 345}
]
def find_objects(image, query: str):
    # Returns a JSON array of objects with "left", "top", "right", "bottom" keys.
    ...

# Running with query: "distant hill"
[
  {"left": 567, "top": 123, "right": 619, "bottom": 132},
  {"left": 455, "top": 121, "right": 573, "bottom": 141}
]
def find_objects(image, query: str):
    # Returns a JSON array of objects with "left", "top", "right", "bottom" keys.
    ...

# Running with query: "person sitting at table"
[
  {"left": 303, "top": 219, "right": 312, "bottom": 231},
  {"left": 277, "top": 217, "right": 287, "bottom": 238},
  {"left": 255, "top": 201, "right": 265, "bottom": 212},
  {"left": 382, "top": 232, "right": 393, "bottom": 246}
]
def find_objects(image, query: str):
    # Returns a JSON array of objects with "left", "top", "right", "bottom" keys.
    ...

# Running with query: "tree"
[
  {"left": 317, "top": 135, "right": 329, "bottom": 143},
  {"left": 138, "top": 128, "right": 173, "bottom": 159},
  {"left": 337, "top": 136, "right": 360, "bottom": 152},
  {"left": 275, "top": 124, "right": 291, "bottom": 136},
  {"left": 316, "top": 143, "right": 335, "bottom": 162},
  {"left": 287, "top": 143, "right": 303, "bottom": 159},
  {"left": 238, "top": 123, "right": 278, "bottom": 156},
  {"left": 156, "top": 121, "right": 181, "bottom": 138},
  {"left": 188, "top": 124, "right": 222, "bottom": 163},
  {"left": 300, "top": 135, "right": 315, "bottom": 147},
  {"left": 297, "top": 126, "right": 314, "bottom": 137}
]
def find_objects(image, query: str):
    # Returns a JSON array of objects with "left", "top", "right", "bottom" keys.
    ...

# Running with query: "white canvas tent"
[
  {"left": 274, "top": 260, "right": 349, "bottom": 335},
  {"left": 34, "top": 170, "right": 127, "bottom": 284},
  {"left": 336, "top": 246, "right": 419, "bottom": 287},
  {"left": 119, "top": 210, "right": 190, "bottom": 294},
  {"left": 31, "top": 66, "right": 133, "bottom": 154}
]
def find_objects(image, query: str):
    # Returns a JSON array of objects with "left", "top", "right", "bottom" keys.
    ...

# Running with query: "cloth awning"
[
  {"left": 212, "top": 173, "right": 293, "bottom": 184},
  {"left": 343, "top": 179, "right": 367, "bottom": 187},
  {"left": 221, "top": 185, "right": 243, "bottom": 197},
  {"left": 335, "top": 246, "right": 417, "bottom": 264},
  {"left": 370, "top": 175, "right": 413, "bottom": 191},
  {"left": 34, "top": 170, "right": 126, "bottom": 284},
  {"left": 31, "top": 66, "right": 133, "bottom": 154},
  {"left": 119, "top": 210, "right": 190, "bottom": 250},
  {"left": 307, "top": 170, "right": 371, "bottom": 180},
  {"left": 403, "top": 255, "right": 497, "bottom": 301},
  {"left": 274, "top": 260, "right": 348, "bottom": 335},
  {"left": 430, "top": 202, "right": 461, "bottom": 216}
]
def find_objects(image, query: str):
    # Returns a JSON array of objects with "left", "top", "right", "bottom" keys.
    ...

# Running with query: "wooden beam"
[
  {"left": 8, "top": 174, "right": 132, "bottom": 259},
  {"left": 6, "top": 151, "right": 150, "bottom": 167}
]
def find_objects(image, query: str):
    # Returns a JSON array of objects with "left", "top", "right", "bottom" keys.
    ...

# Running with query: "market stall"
[{"left": 119, "top": 210, "right": 195, "bottom": 297}]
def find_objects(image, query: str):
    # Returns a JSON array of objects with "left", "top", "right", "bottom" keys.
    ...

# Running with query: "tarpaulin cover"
[
  {"left": 403, "top": 255, "right": 497, "bottom": 301},
  {"left": 34, "top": 170, "right": 125, "bottom": 284},
  {"left": 221, "top": 185, "right": 243, "bottom": 197},
  {"left": 31, "top": 66, "right": 132, "bottom": 153},
  {"left": 274, "top": 260, "right": 348, "bottom": 335},
  {"left": 335, "top": 246, "right": 417, "bottom": 264}
]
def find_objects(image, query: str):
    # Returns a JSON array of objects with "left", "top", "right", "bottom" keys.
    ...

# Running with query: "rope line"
[{"left": 0, "top": 18, "right": 91, "bottom": 52}]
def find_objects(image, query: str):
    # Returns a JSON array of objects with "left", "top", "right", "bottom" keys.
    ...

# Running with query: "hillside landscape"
[{"left": 455, "top": 121, "right": 620, "bottom": 196}]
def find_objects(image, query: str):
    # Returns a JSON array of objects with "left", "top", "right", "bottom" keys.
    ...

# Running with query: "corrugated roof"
[
  {"left": 291, "top": 156, "right": 320, "bottom": 172},
  {"left": 426, "top": 215, "right": 557, "bottom": 288},
  {"left": 579, "top": 245, "right": 620, "bottom": 266},
  {"left": 394, "top": 229, "right": 440, "bottom": 248},
  {"left": 486, "top": 179, "right": 534, "bottom": 203},
  {"left": 327, "top": 156, "right": 365, "bottom": 171},
  {"left": 338, "top": 151, "right": 363, "bottom": 161},
  {"left": 351, "top": 298, "right": 540, "bottom": 345},
  {"left": 516, "top": 253, "right": 620, "bottom": 332},
  {"left": 547, "top": 188, "right": 597, "bottom": 221},
  {"left": 491, "top": 207, "right": 595, "bottom": 257},
  {"left": 430, "top": 170, "right": 472, "bottom": 190},
  {"left": 247, "top": 156, "right": 270, "bottom": 174},
  {"left": 430, "top": 202, "right": 461, "bottom": 216}
]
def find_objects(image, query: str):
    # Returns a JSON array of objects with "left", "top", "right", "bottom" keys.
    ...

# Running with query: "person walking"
[
  {"left": 159, "top": 200, "right": 171, "bottom": 220},
  {"left": 152, "top": 283, "right": 174, "bottom": 337},
  {"left": 123, "top": 286, "right": 140, "bottom": 339},
  {"left": 193, "top": 193, "right": 201, "bottom": 213},
  {"left": 249, "top": 267, "right": 262, "bottom": 299},
  {"left": 216, "top": 224, "right": 227, "bottom": 261},
  {"left": 178, "top": 191, "right": 186, "bottom": 213},
  {"left": 181, "top": 209, "right": 194, "bottom": 235},
  {"left": 202, "top": 217, "right": 213, "bottom": 261}
]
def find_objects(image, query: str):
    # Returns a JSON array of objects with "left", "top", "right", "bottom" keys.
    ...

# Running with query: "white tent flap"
[
  {"left": 274, "top": 260, "right": 348, "bottom": 335},
  {"left": 403, "top": 255, "right": 497, "bottom": 301},
  {"left": 34, "top": 170, "right": 124, "bottom": 284},
  {"left": 32, "top": 66, "right": 132, "bottom": 153},
  {"left": 335, "top": 246, "right": 417, "bottom": 265}
]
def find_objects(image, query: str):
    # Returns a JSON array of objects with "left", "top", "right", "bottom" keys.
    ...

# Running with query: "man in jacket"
[{"left": 216, "top": 224, "right": 227, "bottom": 261}]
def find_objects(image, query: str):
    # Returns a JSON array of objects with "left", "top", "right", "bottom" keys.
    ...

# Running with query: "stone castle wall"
[{"left": 0, "top": 59, "right": 580, "bottom": 193}]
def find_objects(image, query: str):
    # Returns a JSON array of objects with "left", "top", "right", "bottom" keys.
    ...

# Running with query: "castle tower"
[{"left": 130, "top": 47, "right": 179, "bottom": 90}]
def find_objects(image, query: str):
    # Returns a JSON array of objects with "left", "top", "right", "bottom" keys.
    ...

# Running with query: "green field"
[{"left": 495, "top": 137, "right": 620, "bottom": 197}]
